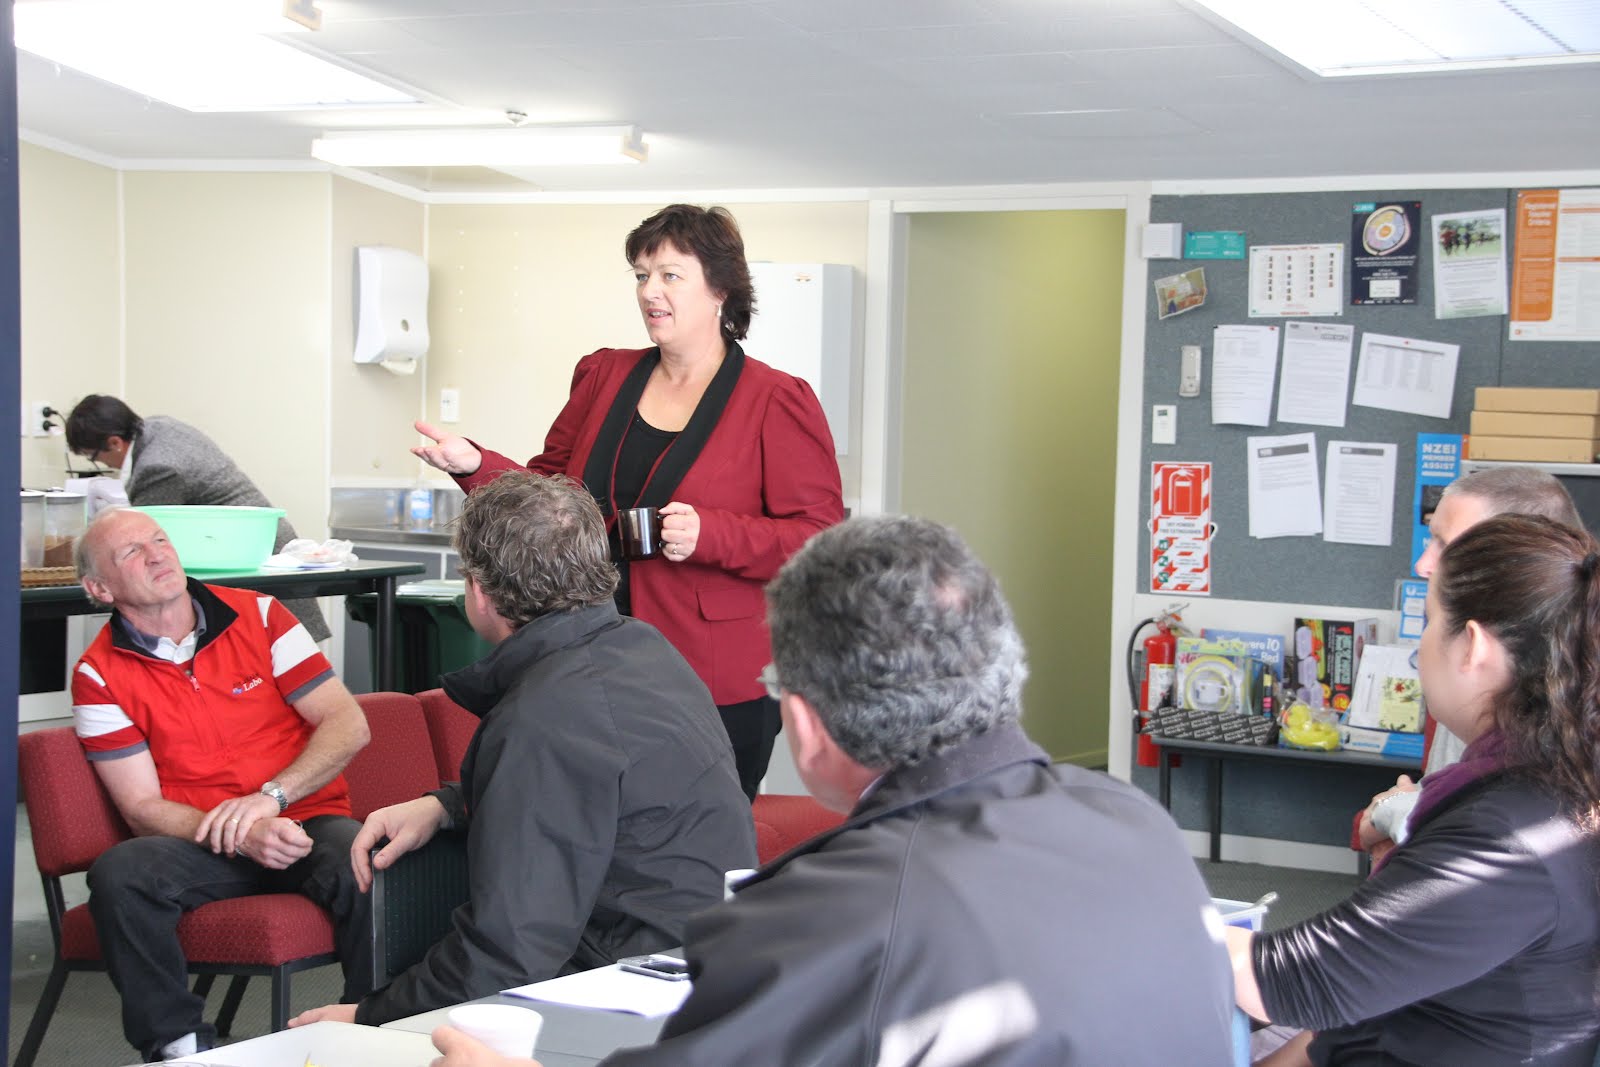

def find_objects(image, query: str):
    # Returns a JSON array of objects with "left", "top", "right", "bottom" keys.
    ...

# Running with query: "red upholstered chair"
[
  {"left": 751, "top": 794, "right": 848, "bottom": 864},
  {"left": 347, "top": 691, "right": 444, "bottom": 818},
  {"left": 418, "top": 687, "right": 480, "bottom": 784},
  {"left": 15, "top": 728, "right": 338, "bottom": 1067}
]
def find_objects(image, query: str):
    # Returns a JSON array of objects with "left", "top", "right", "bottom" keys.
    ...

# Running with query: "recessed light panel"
[{"left": 14, "top": 0, "right": 418, "bottom": 111}]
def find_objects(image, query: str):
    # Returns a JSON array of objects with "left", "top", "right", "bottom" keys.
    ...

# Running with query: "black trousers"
[
  {"left": 717, "top": 696, "right": 783, "bottom": 802},
  {"left": 86, "top": 814, "right": 373, "bottom": 1059}
]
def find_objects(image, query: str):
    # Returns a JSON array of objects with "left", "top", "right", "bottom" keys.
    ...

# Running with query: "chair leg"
[
  {"left": 215, "top": 975, "right": 250, "bottom": 1037},
  {"left": 192, "top": 972, "right": 217, "bottom": 1000},
  {"left": 270, "top": 967, "right": 291, "bottom": 1032},
  {"left": 14, "top": 961, "right": 71, "bottom": 1067}
]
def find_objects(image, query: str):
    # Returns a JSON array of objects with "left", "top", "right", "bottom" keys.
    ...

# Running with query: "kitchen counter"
[{"left": 332, "top": 524, "right": 455, "bottom": 546}]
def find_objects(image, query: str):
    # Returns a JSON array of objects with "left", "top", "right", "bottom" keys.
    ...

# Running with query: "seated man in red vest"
[{"left": 70, "top": 508, "right": 374, "bottom": 1062}]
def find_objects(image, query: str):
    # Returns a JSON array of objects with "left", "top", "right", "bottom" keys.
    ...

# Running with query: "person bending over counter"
[
  {"left": 291, "top": 471, "right": 753, "bottom": 1028},
  {"left": 1234, "top": 515, "right": 1600, "bottom": 1066},
  {"left": 432, "top": 515, "right": 1237, "bottom": 1067},
  {"left": 410, "top": 204, "right": 844, "bottom": 801},
  {"left": 66, "top": 394, "right": 330, "bottom": 641}
]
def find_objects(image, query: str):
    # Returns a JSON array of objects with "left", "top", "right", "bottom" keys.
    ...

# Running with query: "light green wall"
[{"left": 900, "top": 210, "right": 1125, "bottom": 765}]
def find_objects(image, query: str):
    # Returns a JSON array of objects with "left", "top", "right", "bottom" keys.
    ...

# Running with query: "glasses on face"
[
  {"left": 757, "top": 664, "right": 783, "bottom": 702},
  {"left": 77, "top": 443, "right": 111, "bottom": 468}
]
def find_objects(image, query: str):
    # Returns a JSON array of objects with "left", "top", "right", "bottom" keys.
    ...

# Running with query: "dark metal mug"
[{"left": 616, "top": 506, "right": 665, "bottom": 561}]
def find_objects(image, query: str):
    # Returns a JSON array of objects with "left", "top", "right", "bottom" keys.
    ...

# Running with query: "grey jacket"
[
  {"left": 606, "top": 722, "right": 1238, "bottom": 1066},
  {"left": 1257, "top": 774, "right": 1600, "bottom": 1066},
  {"left": 127, "top": 416, "right": 328, "bottom": 640},
  {"left": 356, "top": 602, "right": 754, "bottom": 1025}
]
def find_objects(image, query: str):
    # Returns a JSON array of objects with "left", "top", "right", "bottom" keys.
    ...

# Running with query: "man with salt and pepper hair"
[
  {"left": 293, "top": 471, "right": 753, "bottom": 1028},
  {"left": 435, "top": 515, "right": 1235, "bottom": 1066}
]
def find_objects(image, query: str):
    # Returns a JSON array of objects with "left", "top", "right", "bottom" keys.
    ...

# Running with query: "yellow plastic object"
[
  {"left": 1279, "top": 701, "right": 1342, "bottom": 751},
  {"left": 133, "top": 505, "right": 285, "bottom": 571}
]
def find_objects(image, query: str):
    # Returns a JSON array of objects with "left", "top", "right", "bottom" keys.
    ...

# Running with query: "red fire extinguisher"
[{"left": 1136, "top": 608, "right": 1184, "bottom": 768}]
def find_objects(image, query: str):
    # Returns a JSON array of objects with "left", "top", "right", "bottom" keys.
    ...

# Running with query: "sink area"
[{"left": 331, "top": 485, "right": 464, "bottom": 545}]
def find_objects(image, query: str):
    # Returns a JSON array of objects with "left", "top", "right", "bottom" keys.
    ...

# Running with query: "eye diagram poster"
[
  {"left": 1150, "top": 462, "right": 1213, "bottom": 596},
  {"left": 1249, "top": 243, "right": 1344, "bottom": 317},
  {"left": 1350, "top": 201, "right": 1420, "bottom": 306},
  {"left": 1510, "top": 187, "right": 1600, "bottom": 342}
]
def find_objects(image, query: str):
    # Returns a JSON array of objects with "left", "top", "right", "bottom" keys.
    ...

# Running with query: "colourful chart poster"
[
  {"left": 1411, "top": 433, "right": 1463, "bottom": 575},
  {"left": 1150, "top": 461, "right": 1213, "bottom": 596},
  {"left": 1350, "top": 201, "right": 1420, "bottom": 306}
]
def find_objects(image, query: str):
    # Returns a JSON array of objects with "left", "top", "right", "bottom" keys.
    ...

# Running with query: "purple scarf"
[{"left": 1372, "top": 729, "right": 1508, "bottom": 875}]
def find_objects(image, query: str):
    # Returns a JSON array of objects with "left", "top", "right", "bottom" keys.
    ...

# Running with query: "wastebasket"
[{"left": 347, "top": 580, "right": 494, "bottom": 694}]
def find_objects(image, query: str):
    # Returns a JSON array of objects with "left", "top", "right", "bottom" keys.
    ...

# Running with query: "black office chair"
[{"left": 369, "top": 832, "right": 472, "bottom": 984}]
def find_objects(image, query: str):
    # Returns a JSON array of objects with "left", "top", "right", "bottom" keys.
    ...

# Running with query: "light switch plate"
[
  {"left": 439, "top": 388, "right": 461, "bottom": 423},
  {"left": 1179, "top": 345, "right": 1202, "bottom": 397},
  {"left": 1152, "top": 405, "right": 1177, "bottom": 445}
]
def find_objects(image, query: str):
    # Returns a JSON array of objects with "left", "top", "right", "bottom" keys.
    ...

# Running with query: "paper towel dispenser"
[{"left": 354, "top": 246, "right": 430, "bottom": 375}]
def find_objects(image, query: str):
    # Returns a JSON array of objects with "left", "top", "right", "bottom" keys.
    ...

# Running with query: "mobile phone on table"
[{"left": 618, "top": 954, "right": 690, "bottom": 981}]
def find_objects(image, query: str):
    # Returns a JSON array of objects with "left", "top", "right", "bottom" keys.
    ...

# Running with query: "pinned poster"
[
  {"left": 1412, "top": 433, "right": 1464, "bottom": 575},
  {"left": 1350, "top": 201, "right": 1420, "bottom": 306},
  {"left": 1510, "top": 188, "right": 1600, "bottom": 342},
  {"left": 1150, "top": 462, "right": 1214, "bottom": 596}
]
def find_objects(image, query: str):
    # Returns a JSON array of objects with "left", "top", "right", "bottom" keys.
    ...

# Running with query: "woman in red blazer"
[{"left": 414, "top": 205, "right": 844, "bottom": 799}]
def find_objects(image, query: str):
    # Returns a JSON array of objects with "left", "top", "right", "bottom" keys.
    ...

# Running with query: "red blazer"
[{"left": 460, "top": 347, "right": 844, "bottom": 704}]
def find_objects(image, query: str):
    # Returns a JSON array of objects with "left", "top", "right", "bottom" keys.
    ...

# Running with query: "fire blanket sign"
[{"left": 1151, "top": 462, "right": 1214, "bottom": 596}]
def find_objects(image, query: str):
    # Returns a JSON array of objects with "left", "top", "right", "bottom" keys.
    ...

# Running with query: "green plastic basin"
[{"left": 134, "top": 505, "right": 284, "bottom": 571}]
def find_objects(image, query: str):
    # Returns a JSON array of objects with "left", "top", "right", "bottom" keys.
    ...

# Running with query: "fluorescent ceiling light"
[
  {"left": 311, "top": 126, "right": 649, "bottom": 168},
  {"left": 14, "top": 0, "right": 418, "bottom": 111},
  {"left": 1188, "top": 0, "right": 1600, "bottom": 76}
]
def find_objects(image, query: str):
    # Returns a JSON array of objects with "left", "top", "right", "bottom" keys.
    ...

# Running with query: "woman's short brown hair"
[{"left": 625, "top": 204, "right": 755, "bottom": 341}]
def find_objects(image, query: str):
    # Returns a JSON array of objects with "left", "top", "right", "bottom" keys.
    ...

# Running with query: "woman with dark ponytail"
[{"left": 1229, "top": 514, "right": 1600, "bottom": 1066}]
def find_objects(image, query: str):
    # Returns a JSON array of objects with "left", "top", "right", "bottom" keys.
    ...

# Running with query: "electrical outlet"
[
  {"left": 28, "top": 402, "right": 51, "bottom": 437},
  {"left": 439, "top": 388, "right": 461, "bottom": 423}
]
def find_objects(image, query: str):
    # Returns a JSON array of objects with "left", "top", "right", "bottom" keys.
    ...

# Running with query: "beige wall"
[
  {"left": 900, "top": 209, "right": 1126, "bottom": 765},
  {"left": 425, "top": 201, "right": 868, "bottom": 498},
  {"left": 18, "top": 143, "right": 121, "bottom": 489},
  {"left": 329, "top": 176, "right": 427, "bottom": 482},
  {"left": 121, "top": 171, "right": 331, "bottom": 537}
]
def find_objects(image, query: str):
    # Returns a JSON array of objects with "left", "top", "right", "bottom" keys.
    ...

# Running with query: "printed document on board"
[
  {"left": 1323, "top": 441, "right": 1397, "bottom": 546},
  {"left": 1351, "top": 333, "right": 1459, "bottom": 419},
  {"left": 1247, "top": 432, "right": 1322, "bottom": 539},
  {"left": 1211, "top": 324, "right": 1279, "bottom": 427},
  {"left": 1276, "top": 322, "right": 1354, "bottom": 427}
]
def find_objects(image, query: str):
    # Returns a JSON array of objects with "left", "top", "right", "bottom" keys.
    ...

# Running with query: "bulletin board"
[{"left": 1139, "top": 187, "right": 1600, "bottom": 608}]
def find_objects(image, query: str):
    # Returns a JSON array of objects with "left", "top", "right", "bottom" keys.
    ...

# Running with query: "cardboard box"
[
  {"left": 1340, "top": 724, "right": 1425, "bottom": 761},
  {"left": 1470, "top": 410, "right": 1600, "bottom": 440},
  {"left": 1474, "top": 387, "right": 1600, "bottom": 416},
  {"left": 1292, "top": 617, "right": 1379, "bottom": 713},
  {"left": 1467, "top": 435, "right": 1599, "bottom": 463}
]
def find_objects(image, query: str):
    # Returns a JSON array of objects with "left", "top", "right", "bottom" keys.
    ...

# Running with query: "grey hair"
[
  {"left": 1447, "top": 467, "right": 1582, "bottom": 529},
  {"left": 765, "top": 515, "right": 1028, "bottom": 770},
  {"left": 452, "top": 471, "right": 618, "bottom": 627}
]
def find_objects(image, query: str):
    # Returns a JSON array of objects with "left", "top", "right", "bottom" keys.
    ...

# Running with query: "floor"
[{"left": 8, "top": 794, "right": 1360, "bottom": 1067}]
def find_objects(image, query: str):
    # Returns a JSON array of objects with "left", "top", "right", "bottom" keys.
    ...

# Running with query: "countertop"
[{"left": 332, "top": 524, "right": 455, "bottom": 547}]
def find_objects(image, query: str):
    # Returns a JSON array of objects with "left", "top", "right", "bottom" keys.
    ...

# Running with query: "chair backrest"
[
  {"left": 751, "top": 793, "right": 847, "bottom": 864},
  {"left": 346, "top": 692, "right": 443, "bottom": 820},
  {"left": 417, "top": 687, "right": 479, "bottom": 785},
  {"left": 18, "top": 727, "right": 131, "bottom": 878}
]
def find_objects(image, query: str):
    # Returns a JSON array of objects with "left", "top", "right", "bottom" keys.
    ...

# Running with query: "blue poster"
[{"left": 1412, "top": 433, "right": 1464, "bottom": 575}]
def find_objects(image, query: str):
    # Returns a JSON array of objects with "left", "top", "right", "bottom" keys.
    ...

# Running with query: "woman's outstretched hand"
[{"left": 413, "top": 420, "right": 483, "bottom": 476}]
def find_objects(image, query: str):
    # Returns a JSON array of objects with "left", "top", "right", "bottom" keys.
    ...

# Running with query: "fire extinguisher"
[{"left": 1130, "top": 606, "right": 1185, "bottom": 768}]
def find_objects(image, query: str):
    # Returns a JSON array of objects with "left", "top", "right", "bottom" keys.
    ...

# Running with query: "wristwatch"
[{"left": 259, "top": 780, "right": 289, "bottom": 814}]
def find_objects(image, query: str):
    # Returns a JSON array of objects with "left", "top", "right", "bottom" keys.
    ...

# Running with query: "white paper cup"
[{"left": 448, "top": 1004, "right": 544, "bottom": 1058}]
